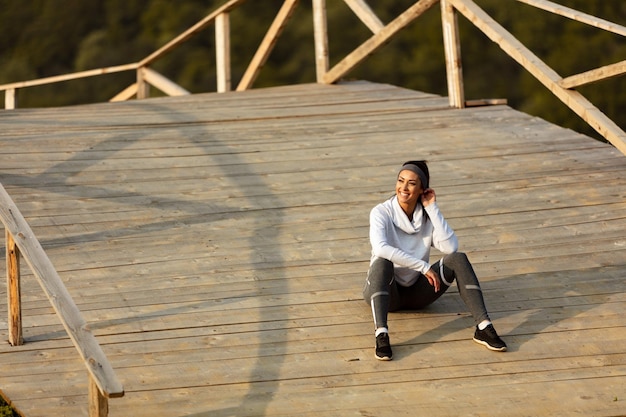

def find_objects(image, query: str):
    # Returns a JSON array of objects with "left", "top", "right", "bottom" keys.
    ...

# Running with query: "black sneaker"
[
  {"left": 473, "top": 324, "right": 507, "bottom": 352},
  {"left": 375, "top": 332, "right": 393, "bottom": 361}
]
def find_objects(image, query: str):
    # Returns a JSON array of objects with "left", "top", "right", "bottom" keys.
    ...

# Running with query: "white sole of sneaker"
[{"left": 473, "top": 337, "right": 507, "bottom": 352}]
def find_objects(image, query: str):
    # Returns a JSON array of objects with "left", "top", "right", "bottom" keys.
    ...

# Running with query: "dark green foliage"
[
  {"left": 0, "top": 0, "right": 624, "bottom": 139},
  {"left": 0, "top": 396, "right": 18, "bottom": 417}
]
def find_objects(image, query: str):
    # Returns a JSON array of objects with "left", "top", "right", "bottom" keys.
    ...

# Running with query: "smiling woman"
[{"left": 362, "top": 160, "right": 507, "bottom": 360}]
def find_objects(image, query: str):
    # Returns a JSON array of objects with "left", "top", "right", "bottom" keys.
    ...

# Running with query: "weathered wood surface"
[{"left": 0, "top": 81, "right": 625, "bottom": 416}]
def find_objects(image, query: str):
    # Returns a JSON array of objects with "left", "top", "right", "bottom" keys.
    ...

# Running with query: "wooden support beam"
[
  {"left": 136, "top": 68, "right": 150, "bottom": 99},
  {"left": 449, "top": 0, "right": 626, "bottom": 156},
  {"left": 313, "top": 0, "right": 330, "bottom": 83},
  {"left": 441, "top": 0, "right": 465, "bottom": 108},
  {"left": 323, "top": 0, "right": 439, "bottom": 84},
  {"left": 89, "top": 377, "right": 108, "bottom": 417},
  {"left": 559, "top": 60, "right": 626, "bottom": 89},
  {"left": 216, "top": 12, "right": 232, "bottom": 93},
  {"left": 6, "top": 230, "right": 22, "bottom": 346},
  {"left": 141, "top": 67, "right": 190, "bottom": 96},
  {"left": 343, "top": 0, "right": 385, "bottom": 33},
  {"left": 4, "top": 88, "right": 16, "bottom": 110},
  {"left": 237, "top": 0, "right": 299, "bottom": 91},
  {"left": 110, "top": 84, "right": 138, "bottom": 102}
]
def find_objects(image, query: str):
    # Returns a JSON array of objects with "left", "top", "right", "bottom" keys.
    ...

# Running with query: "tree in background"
[{"left": 0, "top": 0, "right": 624, "bottom": 140}]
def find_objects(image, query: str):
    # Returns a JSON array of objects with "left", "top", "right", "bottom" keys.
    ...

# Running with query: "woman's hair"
[{"left": 400, "top": 160, "right": 429, "bottom": 189}]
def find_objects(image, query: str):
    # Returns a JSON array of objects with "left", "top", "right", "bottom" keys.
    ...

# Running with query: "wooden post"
[
  {"left": 312, "top": 0, "right": 329, "bottom": 83},
  {"left": 136, "top": 67, "right": 150, "bottom": 99},
  {"left": 88, "top": 376, "right": 109, "bottom": 417},
  {"left": 215, "top": 12, "right": 232, "bottom": 93},
  {"left": 441, "top": 0, "right": 465, "bottom": 108},
  {"left": 5, "top": 88, "right": 17, "bottom": 110},
  {"left": 6, "top": 230, "right": 23, "bottom": 346}
]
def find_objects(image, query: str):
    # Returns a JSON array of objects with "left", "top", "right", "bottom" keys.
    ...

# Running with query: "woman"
[{"left": 363, "top": 160, "right": 506, "bottom": 360}]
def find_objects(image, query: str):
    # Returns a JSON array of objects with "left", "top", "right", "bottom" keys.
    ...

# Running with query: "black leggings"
[{"left": 363, "top": 252, "right": 490, "bottom": 330}]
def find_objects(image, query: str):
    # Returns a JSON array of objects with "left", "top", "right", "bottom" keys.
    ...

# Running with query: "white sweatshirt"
[{"left": 369, "top": 196, "right": 458, "bottom": 287}]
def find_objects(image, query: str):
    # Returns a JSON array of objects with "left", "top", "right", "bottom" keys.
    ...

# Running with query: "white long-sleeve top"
[{"left": 369, "top": 196, "right": 458, "bottom": 287}]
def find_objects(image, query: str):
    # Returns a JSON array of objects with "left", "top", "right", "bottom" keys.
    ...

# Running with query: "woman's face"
[{"left": 396, "top": 169, "right": 423, "bottom": 209}]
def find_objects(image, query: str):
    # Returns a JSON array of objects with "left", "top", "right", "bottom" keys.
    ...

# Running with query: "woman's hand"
[
  {"left": 421, "top": 188, "right": 436, "bottom": 207},
  {"left": 424, "top": 267, "right": 440, "bottom": 292}
]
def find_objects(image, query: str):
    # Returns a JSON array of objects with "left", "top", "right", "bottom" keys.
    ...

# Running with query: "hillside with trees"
[{"left": 0, "top": 0, "right": 624, "bottom": 140}]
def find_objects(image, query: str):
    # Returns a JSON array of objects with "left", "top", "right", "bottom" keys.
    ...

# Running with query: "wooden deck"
[{"left": 0, "top": 81, "right": 625, "bottom": 416}]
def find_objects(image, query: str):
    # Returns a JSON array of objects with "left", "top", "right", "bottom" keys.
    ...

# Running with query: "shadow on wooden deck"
[{"left": 0, "top": 81, "right": 625, "bottom": 416}]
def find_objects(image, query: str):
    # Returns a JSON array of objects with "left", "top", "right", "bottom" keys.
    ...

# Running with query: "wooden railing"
[
  {"left": 441, "top": 0, "right": 626, "bottom": 155},
  {"left": 0, "top": 182, "right": 124, "bottom": 416},
  {"left": 0, "top": 0, "right": 624, "bottom": 154}
]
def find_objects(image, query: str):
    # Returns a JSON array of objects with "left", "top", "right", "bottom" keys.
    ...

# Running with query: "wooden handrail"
[
  {"left": 0, "top": 182, "right": 124, "bottom": 416},
  {"left": 0, "top": 63, "right": 139, "bottom": 91},
  {"left": 138, "top": 0, "right": 246, "bottom": 67},
  {"left": 515, "top": 0, "right": 626, "bottom": 36}
]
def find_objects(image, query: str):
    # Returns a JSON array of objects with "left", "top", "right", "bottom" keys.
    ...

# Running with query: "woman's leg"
[
  {"left": 363, "top": 257, "right": 396, "bottom": 331},
  {"left": 435, "top": 252, "right": 507, "bottom": 351},
  {"left": 363, "top": 257, "right": 398, "bottom": 360},
  {"left": 435, "top": 252, "right": 489, "bottom": 325}
]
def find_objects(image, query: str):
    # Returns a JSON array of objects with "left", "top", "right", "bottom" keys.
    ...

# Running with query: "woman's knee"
[
  {"left": 446, "top": 251, "right": 470, "bottom": 267},
  {"left": 364, "top": 258, "right": 394, "bottom": 296},
  {"left": 369, "top": 258, "right": 394, "bottom": 279}
]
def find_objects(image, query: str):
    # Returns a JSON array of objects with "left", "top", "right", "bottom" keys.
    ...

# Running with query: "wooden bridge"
[{"left": 0, "top": 1, "right": 626, "bottom": 416}]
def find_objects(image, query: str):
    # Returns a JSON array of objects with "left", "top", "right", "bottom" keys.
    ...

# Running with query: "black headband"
[{"left": 398, "top": 163, "right": 428, "bottom": 189}]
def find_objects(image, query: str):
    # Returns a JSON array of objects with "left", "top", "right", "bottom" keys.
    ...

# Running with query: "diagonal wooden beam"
[
  {"left": 449, "top": 0, "right": 626, "bottom": 156},
  {"left": 515, "top": 0, "right": 626, "bottom": 36},
  {"left": 560, "top": 60, "right": 626, "bottom": 89},
  {"left": 323, "top": 0, "right": 439, "bottom": 84},
  {"left": 343, "top": 0, "right": 384, "bottom": 33},
  {"left": 237, "top": 0, "right": 299, "bottom": 91},
  {"left": 141, "top": 67, "right": 190, "bottom": 96},
  {"left": 140, "top": 0, "right": 246, "bottom": 67}
]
